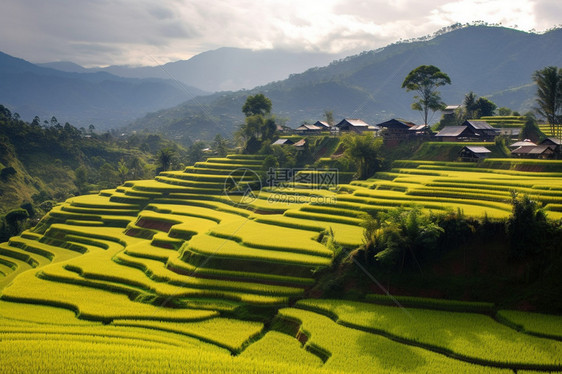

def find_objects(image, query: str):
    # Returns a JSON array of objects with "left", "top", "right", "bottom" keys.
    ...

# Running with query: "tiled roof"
[
  {"left": 510, "top": 140, "right": 536, "bottom": 148},
  {"left": 435, "top": 126, "right": 470, "bottom": 137},
  {"left": 465, "top": 120, "right": 495, "bottom": 130},
  {"left": 272, "top": 138, "right": 293, "bottom": 145},
  {"left": 464, "top": 146, "right": 491, "bottom": 154},
  {"left": 336, "top": 118, "right": 369, "bottom": 128},
  {"left": 313, "top": 121, "right": 330, "bottom": 128},
  {"left": 376, "top": 118, "right": 417, "bottom": 129},
  {"left": 296, "top": 124, "right": 322, "bottom": 131}
]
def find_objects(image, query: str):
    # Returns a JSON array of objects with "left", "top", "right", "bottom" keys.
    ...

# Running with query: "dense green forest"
[{"left": 0, "top": 105, "right": 198, "bottom": 241}]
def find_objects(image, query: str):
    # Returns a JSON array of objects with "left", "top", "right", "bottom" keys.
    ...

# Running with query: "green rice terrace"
[{"left": 1, "top": 154, "right": 562, "bottom": 373}]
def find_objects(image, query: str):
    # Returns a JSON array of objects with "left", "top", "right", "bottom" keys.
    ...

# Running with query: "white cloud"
[
  {"left": 533, "top": 0, "right": 562, "bottom": 31},
  {"left": 428, "top": 0, "right": 536, "bottom": 30},
  {"left": 0, "top": 0, "right": 559, "bottom": 67}
]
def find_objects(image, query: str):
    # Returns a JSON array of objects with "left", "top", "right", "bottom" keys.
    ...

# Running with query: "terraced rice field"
[
  {"left": 337, "top": 160, "right": 562, "bottom": 220},
  {"left": 1, "top": 154, "right": 561, "bottom": 372}
]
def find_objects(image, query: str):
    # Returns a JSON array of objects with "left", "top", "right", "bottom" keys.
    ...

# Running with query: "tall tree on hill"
[
  {"left": 533, "top": 66, "right": 562, "bottom": 139},
  {"left": 475, "top": 97, "right": 497, "bottom": 117},
  {"left": 402, "top": 65, "right": 451, "bottom": 125},
  {"left": 238, "top": 94, "right": 276, "bottom": 153},
  {"left": 242, "top": 93, "right": 272, "bottom": 117}
]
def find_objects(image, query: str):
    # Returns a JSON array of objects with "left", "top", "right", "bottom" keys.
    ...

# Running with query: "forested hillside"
[{"left": 0, "top": 105, "right": 190, "bottom": 241}]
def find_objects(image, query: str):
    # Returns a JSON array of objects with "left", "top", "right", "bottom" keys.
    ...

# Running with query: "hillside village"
[{"left": 276, "top": 113, "right": 561, "bottom": 161}]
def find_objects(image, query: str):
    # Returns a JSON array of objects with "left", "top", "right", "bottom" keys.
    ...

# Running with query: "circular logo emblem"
[{"left": 223, "top": 168, "right": 262, "bottom": 205}]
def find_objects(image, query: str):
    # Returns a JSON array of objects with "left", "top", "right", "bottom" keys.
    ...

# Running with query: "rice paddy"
[{"left": 1, "top": 154, "right": 561, "bottom": 372}]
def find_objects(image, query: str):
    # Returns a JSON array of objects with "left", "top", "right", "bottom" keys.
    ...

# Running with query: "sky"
[{"left": 0, "top": 0, "right": 561, "bottom": 67}]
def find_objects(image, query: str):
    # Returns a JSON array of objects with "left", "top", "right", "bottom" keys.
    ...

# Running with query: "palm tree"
[
  {"left": 157, "top": 147, "right": 176, "bottom": 173},
  {"left": 342, "top": 133, "right": 382, "bottom": 180}
]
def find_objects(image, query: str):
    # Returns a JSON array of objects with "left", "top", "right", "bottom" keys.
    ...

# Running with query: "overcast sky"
[{"left": 1, "top": 0, "right": 560, "bottom": 67}]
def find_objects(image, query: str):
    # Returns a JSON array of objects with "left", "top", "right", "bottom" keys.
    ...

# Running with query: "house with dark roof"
[
  {"left": 458, "top": 146, "right": 492, "bottom": 161},
  {"left": 462, "top": 120, "right": 498, "bottom": 141},
  {"left": 334, "top": 118, "right": 380, "bottom": 134},
  {"left": 540, "top": 137, "right": 561, "bottom": 154},
  {"left": 375, "top": 118, "right": 421, "bottom": 145},
  {"left": 435, "top": 126, "right": 477, "bottom": 142},
  {"left": 313, "top": 121, "right": 331, "bottom": 129},
  {"left": 376, "top": 118, "right": 417, "bottom": 131},
  {"left": 512, "top": 145, "right": 556, "bottom": 159}
]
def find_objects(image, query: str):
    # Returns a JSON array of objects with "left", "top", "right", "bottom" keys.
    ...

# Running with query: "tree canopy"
[
  {"left": 242, "top": 93, "right": 272, "bottom": 117},
  {"left": 238, "top": 94, "right": 276, "bottom": 153},
  {"left": 402, "top": 65, "right": 451, "bottom": 125},
  {"left": 342, "top": 133, "right": 382, "bottom": 180},
  {"left": 533, "top": 66, "right": 562, "bottom": 137}
]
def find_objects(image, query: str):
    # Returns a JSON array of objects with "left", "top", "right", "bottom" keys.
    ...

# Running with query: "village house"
[
  {"left": 375, "top": 118, "right": 420, "bottom": 145},
  {"left": 442, "top": 105, "right": 461, "bottom": 116},
  {"left": 511, "top": 145, "right": 556, "bottom": 159},
  {"left": 435, "top": 125, "right": 477, "bottom": 142},
  {"left": 540, "top": 137, "right": 561, "bottom": 153},
  {"left": 458, "top": 146, "right": 492, "bottom": 161},
  {"left": 312, "top": 121, "right": 331, "bottom": 130},
  {"left": 295, "top": 123, "right": 323, "bottom": 134},
  {"left": 435, "top": 120, "right": 499, "bottom": 142},
  {"left": 509, "top": 138, "right": 560, "bottom": 159},
  {"left": 334, "top": 118, "right": 380, "bottom": 134},
  {"left": 509, "top": 139, "right": 536, "bottom": 149},
  {"left": 462, "top": 120, "right": 498, "bottom": 141}
]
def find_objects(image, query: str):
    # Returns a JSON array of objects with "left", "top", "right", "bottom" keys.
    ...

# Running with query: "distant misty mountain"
[
  {"left": 39, "top": 48, "right": 343, "bottom": 93},
  {"left": 1, "top": 52, "right": 205, "bottom": 130},
  {"left": 37, "top": 61, "right": 90, "bottom": 73},
  {"left": 129, "top": 25, "right": 562, "bottom": 143}
]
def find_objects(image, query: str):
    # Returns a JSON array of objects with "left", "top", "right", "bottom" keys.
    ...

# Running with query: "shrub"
[
  {"left": 506, "top": 193, "right": 550, "bottom": 258},
  {"left": 0, "top": 166, "right": 16, "bottom": 181}
]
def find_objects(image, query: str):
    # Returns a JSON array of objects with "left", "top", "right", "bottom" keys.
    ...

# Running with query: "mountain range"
[
  {"left": 0, "top": 48, "right": 339, "bottom": 130},
  {"left": 2, "top": 25, "right": 562, "bottom": 142},
  {"left": 39, "top": 48, "right": 342, "bottom": 92},
  {"left": 0, "top": 51, "right": 206, "bottom": 130}
]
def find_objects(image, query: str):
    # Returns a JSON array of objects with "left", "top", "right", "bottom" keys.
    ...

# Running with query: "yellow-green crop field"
[{"left": 1, "top": 154, "right": 561, "bottom": 372}]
